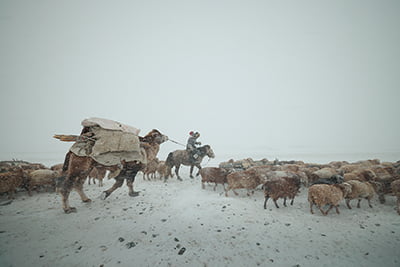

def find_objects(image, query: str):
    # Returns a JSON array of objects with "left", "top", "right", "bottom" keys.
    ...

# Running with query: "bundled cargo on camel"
[{"left": 54, "top": 117, "right": 146, "bottom": 166}]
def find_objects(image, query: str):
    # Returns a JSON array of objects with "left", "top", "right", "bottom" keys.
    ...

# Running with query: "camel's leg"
[
  {"left": 101, "top": 177, "right": 124, "bottom": 200},
  {"left": 60, "top": 179, "right": 76, "bottom": 213},
  {"left": 126, "top": 171, "right": 140, "bottom": 197},
  {"left": 74, "top": 177, "right": 91, "bottom": 203}
]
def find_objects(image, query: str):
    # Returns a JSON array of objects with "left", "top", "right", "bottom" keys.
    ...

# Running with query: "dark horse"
[
  {"left": 165, "top": 145, "right": 215, "bottom": 180},
  {"left": 58, "top": 129, "right": 168, "bottom": 213}
]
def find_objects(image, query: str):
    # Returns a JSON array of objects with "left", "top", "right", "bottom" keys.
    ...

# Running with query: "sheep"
[
  {"left": 51, "top": 163, "right": 64, "bottom": 173},
  {"left": 262, "top": 176, "right": 301, "bottom": 209},
  {"left": 344, "top": 180, "right": 375, "bottom": 209},
  {"left": 391, "top": 179, "right": 400, "bottom": 215},
  {"left": 370, "top": 174, "right": 398, "bottom": 204},
  {"left": 343, "top": 169, "right": 377, "bottom": 182},
  {"left": 308, "top": 183, "right": 352, "bottom": 215},
  {"left": 225, "top": 168, "right": 264, "bottom": 197},
  {"left": 157, "top": 161, "right": 173, "bottom": 181},
  {"left": 309, "top": 167, "right": 337, "bottom": 184},
  {"left": 199, "top": 167, "right": 229, "bottom": 191},
  {"left": 0, "top": 168, "right": 26, "bottom": 199},
  {"left": 143, "top": 158, "right": 159, "bottom": 180},
  {"left": 87, "top": 167, "right": 107, "bottom": 186},
  {"left": 311, "top": 174, "right": 344, "bottom": 185},
  {"left": 26, "top": 169, "right": 60, "bottom": 195}
]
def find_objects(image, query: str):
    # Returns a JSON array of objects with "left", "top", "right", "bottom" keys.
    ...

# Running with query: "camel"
[{"left": 57, "top": 129, "right": 168, "bottom": 213}]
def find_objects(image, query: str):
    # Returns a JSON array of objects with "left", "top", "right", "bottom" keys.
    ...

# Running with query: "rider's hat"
[{"left": 189, "top": 131, "right": 194, "bottom": 136}]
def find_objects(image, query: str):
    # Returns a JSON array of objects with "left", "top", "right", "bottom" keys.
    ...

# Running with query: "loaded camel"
[{"left": 57, "top": 126, "right": 168, "bottom": 213}]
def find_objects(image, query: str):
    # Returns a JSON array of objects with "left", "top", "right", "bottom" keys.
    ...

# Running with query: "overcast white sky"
[{"left": 1, "top": 1, "right": 399, "bottom": 164}]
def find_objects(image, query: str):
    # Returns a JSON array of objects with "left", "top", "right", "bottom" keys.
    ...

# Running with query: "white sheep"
[
  {"left": 308, "top": 183, "right": 352, "bottom": 215},
  {"left": 344, "top": 180, "right": 375, "bottom": 209}
]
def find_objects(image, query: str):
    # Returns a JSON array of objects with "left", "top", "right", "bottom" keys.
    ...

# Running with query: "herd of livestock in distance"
[{"left": 1, "top": 157, "right": 400, "bottom": 216}]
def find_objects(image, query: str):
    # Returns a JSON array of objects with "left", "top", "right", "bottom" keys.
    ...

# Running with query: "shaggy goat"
[
  {"left": 199, "top": 167, "right": 229, "bottom": 191},
  {"left": 344, "top": 180, "right": 375, "bottom": 209},
  {"left": 308, "top": 183, "right": 352, "bottom": 215},
  {"left": 262, "top": 176, "right": 301, "bottom": 209}
]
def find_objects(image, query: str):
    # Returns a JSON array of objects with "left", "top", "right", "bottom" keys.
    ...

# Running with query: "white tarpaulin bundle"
[
  {"left": 69, "top": 118, "right": 146, "bottom": 166},
  {"left": 81, "top": 117, "right": 140, "bottom": 135}
]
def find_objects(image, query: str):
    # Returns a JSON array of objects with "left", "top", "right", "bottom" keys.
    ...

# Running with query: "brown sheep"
[
  {"left": 51, "top": 163, "right": 64, "bottom": 173},
  {"left": 344, "top": 180, "right": 375, "bottom": 209},
  {"left": 157, "top": 161, "right": 173, "bottom": 181},
  {"left": 0, "top": 168, "right": 26, "bottom": 199},
  {"left": 343, "top": 169, "right": 377, "bottom": 182},
  {"left": 143, "top": 158, "right": 159, "bottom": 180},
  {"left": 26, "top": 169, "right": 60, "bottom": 195},
  {"left": 262, "top": 176, "right": 301, "bottom": 209},
  {"left": 308, "top": 183, "right": 352, "bottom": 215},
  {"left": 87, "top": 167, "right": 107, "bottom": 186},
  {"left": 391, "top": 179, "right": 400, "bottom": 215},
  {"left": 199, "top": 167, "right": 229, "bottom": 191},
  {"left": 225, "top": 168, "right": 263, "bottom": 197}
]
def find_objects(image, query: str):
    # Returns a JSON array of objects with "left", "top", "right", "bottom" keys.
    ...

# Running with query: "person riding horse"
[{"left": 186, "top": 131, "right": 201, "bottom": 163}]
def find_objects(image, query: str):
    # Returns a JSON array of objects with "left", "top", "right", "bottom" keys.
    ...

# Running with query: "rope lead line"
[{"left": 168, "top": 139, "right": 186, "bottom": 147}]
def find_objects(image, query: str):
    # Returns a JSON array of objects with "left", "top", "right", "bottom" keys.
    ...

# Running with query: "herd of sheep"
[
  {"left": 1, "top": 157, "right": 400, "bottom": 216},
  {"left": 201, "top": 158, "right": 400, "bottom": 216}
]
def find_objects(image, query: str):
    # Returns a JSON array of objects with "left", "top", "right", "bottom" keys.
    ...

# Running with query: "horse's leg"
[
  {"left": 175, "top": 164, "right": 182, "bottom": 181},
  {"left": 195, "top": 164, "right": 202, "bottom": 177},
  {"left": 189, "top": 165, "right": 194, "bottom": 178},
  {"left": 264, "top": 196, "right": 269, "bottom": 209}
]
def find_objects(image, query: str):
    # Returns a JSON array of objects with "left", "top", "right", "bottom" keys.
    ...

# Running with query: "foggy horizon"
[{"left": 1, "top": 1, "right": 400, "bottom": 165}]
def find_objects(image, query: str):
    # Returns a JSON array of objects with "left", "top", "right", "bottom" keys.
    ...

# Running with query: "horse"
[
  {"left": 57, "top": 129, "right": 168, "bottom": 213},
  {"left": 165, "top": 145, "right": 215, "bottom": 180}
]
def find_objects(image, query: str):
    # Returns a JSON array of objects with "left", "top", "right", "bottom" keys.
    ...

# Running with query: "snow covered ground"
[{"left": 0, "top": 167, "right": 399, "bottom": 267}]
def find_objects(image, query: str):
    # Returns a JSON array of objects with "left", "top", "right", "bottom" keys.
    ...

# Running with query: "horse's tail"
[
  {"left": 166, "top": 152, "right": 174, "bottom": 167},
  {"left": 62, "top": 151, "right": 71, "bottom": 172}
]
